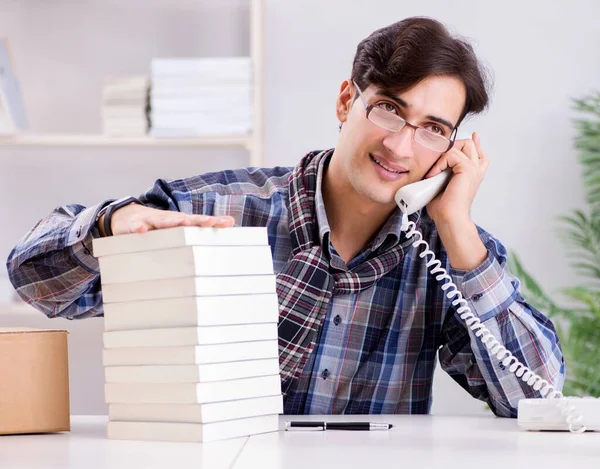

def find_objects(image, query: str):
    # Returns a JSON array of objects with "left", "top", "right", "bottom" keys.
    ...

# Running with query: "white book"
[
  {"left": 104, "top": 375, "right": 282, "bottom": 404},
  {"left": 103, "top": 125, "right": 148, "bottom": 134},
  {"left": 92, "top": 226, "right": 268, "bottom": 257},
  {"left": 103, "top": 324, "right": 278, "bottom": 348},
  {"left": 151, "top": 98, "right": 251, "bottom": 113},
  {"left": 103, "top": 110, "right": 147, "bottom": 120},
  {"left": 101, "top": 275, "right": 276, "bottom": 303},
  {"left": 107, "top": 414, "right": 279, "bottom": 443},
  {"left": 151, "top": 76, "right": 251, "bottom": 87},
  {"left": 103, "top": 294, "right": 279, "bottom": 331},
  {"left": 103, "top": 120, "right": 147, "bottom": 129},
  {"left": 102, "top": 340, "right": 279, "bottom": 366},
  {"left": 151, "top": 100, "right": 251, "bottom": 114},
  {"left": 103, "top": 130, "right": 147, "bottom": 138},
  {"left": 149, "top": 125, "right": 251, "bottom": 138},
  {"left": 151, "top": 114, "right": 251, "bottom": 129},
  {"left": 102, "top": 94, "right": 149, "bottom": 103},
  {"left": 104, "top": 359, "right": 280, "bottom": 383},
  {"left": 150, "top": 84, "right": 251, "bottom": 98},
  {"left": 98, "top": 245, "right": 273, "bottom": 284},
  {"left": 151, "top": 83, "right": 251, "bottom": 93},
  {"left": 151, "top": 93, "right": 251, "bottom": 111},
  {"left": 108, "top": 395, "right": 283, "bottom": 423}
]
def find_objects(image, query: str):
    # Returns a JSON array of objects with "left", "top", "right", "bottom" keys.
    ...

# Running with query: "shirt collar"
[{"left": 314, "top": 152, "right": 333, "bottom": 253}]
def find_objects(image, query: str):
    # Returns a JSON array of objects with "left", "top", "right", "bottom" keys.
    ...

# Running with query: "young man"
[{"left": 7, "top": 17, "right": 564, "bottom": 417}]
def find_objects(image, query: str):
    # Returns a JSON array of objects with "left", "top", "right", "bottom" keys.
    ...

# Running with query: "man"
[{"left": 7, "top": 17, "right": 564, "bottom": 417}]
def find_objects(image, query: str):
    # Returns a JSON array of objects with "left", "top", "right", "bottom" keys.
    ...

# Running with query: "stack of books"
[
  {"left": 149, "top": 57, "right": 252, "bottom": 137},
  {"left": 92, "top": 226, "right": 283, "bottom": 443},
  {"left": 102, "top": 76, "right": 149, "bottom": 137}
]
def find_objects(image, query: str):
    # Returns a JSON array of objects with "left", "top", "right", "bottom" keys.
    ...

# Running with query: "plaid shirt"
[{"left": 6, "top": 151, "right": 564, "bottom": 417}]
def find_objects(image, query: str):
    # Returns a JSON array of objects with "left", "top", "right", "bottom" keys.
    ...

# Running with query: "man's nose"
[{"left": 382, "top": 125, "right": 415, "bottom": 158}]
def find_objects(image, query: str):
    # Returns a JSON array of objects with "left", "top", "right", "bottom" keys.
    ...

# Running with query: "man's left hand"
[{"left": 424, "top": 132, "right": 489, "bottom": 226}]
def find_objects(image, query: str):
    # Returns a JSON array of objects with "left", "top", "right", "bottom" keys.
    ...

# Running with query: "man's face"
[{"left": 333, "top": 75, "right": 467, "bottom": 206}]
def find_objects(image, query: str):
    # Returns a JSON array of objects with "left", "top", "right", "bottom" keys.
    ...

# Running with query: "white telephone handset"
[
  {"left": 394, "top": 170, "right": 598, "bottom": 433},
  {"left": 394, "top": 168, "right": 452, "bottom": 228}
]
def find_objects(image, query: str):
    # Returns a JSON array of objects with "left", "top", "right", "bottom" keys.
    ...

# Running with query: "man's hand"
[
  {"left": 423, "top": 132, "right": 489, "bottom": 271},
  {"left": 423, "top": 132, "right": 489, "bottom": 226},
  {"left": 97, "top": 204, "right": 235, "bottom": 237}
]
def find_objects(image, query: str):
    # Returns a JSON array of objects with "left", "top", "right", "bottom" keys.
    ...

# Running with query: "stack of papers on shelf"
[
  {"left": 102, "top": 76, "right": 149, "bottom": 137},
  {"left": 149, "top": 57, "right": 252, "bottom": 138},
  {"left": 93, "top": 226, "right": 283, "bottom": 443}
]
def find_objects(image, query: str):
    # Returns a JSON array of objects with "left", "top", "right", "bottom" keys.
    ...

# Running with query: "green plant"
[{"left": 508, "top": 92, "right": 600, "bottom": 397}]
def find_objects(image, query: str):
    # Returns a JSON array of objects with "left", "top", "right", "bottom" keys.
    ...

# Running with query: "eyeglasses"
[{"left": 352, "top": 81, "right": 457, "bottom": 153}]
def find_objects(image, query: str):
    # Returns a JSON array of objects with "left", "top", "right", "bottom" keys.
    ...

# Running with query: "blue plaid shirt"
[{"left": 6, "top": 151, "right": 564, "bottom": 417}]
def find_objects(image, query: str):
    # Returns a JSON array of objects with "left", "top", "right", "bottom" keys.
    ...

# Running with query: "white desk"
[
  {"left": 236, "top": 414, "right": 600, "bottom": 469},
  {"left": 0, "top": 415, "right": 598, "bottom": 469},
  {"left": 0, "top": 416, "right": 245, "bottom": 469}
]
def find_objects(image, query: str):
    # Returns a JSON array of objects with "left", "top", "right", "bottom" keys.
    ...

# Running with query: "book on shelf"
[
  {"left": 150, "top": 88, "right": 251, "bottom": 109},
  {"left": 102, "top": 75, "right": 149, "bottom": 137},
  {"left": 148, "top": 127, "right": 251, "bottom": 138},
  {"left": 149, "top": 57, "right": 252, "bottom": 138},
  {"left": 151, "top": 113, "right": 251, "bottom": 129}
]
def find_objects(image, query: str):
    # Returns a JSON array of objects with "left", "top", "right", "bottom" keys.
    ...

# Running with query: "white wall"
[{"left": 0, "top": 0, "right": 597, "bottom": 416}]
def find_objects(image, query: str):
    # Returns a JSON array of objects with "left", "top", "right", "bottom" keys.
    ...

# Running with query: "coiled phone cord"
[{"left": 400, "top": 214, "right": 586, "bottom": 433}]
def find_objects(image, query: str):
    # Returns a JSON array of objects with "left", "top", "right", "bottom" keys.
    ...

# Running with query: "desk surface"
[{"left": 0, "top": 415, "right": 598, "bottom": 469}]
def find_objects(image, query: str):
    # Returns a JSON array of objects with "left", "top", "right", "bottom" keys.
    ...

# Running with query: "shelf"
[{"left": 0, "top": 133, "right": 253, "bottom": 149}]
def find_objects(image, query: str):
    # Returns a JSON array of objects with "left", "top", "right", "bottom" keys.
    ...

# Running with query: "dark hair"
[{"left": 351, "top": 17, "right": 492, "bottom": 127}]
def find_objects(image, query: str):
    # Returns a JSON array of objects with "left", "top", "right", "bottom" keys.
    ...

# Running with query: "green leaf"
[{"left": 560, "top": 286, "right": 600, "bottom": 317}]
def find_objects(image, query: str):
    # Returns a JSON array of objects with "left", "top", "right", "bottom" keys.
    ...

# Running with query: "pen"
[{"left": 284, "top": 421, "right": 393, "bottom": 431}]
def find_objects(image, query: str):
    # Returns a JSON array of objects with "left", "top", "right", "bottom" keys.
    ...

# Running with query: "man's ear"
[{"left": 335, "top": 80, "right": 354, "bottom": 124}]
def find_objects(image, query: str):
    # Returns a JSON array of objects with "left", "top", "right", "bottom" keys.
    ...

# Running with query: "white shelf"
[
  {"left": 0, "top": 133, "right": 253, "bottom": 149},
  {"left": 0, "top": 0, "right": 266, "bottom": 167}
]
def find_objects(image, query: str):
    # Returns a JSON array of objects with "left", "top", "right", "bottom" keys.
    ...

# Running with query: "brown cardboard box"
[{"left": 0, "top": 328, "right": 70, "bottom": 435}]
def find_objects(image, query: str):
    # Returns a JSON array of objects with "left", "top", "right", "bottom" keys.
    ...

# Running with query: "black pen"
[{"left": 284, "top": 421, "right": 393, "bottom": 431}]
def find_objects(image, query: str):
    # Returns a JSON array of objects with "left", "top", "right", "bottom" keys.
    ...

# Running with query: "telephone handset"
[
  {"left": 394, "top": 170, "right": 598, "bottom": 433},
  {"left": 394, "top": 168, "right": 452, "bottom": 229}
]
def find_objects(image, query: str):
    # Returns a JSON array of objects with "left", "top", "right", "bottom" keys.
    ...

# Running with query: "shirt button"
[
  {"left": 83, "top": 248, "right": 91, "bottom": 256},
  {"left": 76, "top": 228, "right": 81, "bottom": 237},
  {"left": 321, "top": 369, "right": 330, "bottom": 380},
  {"left": 333, "top": 315, "right": 342, "bottom": 326},
  {"left": 472, "top": 293, "right": 483, "bottom": 301}
]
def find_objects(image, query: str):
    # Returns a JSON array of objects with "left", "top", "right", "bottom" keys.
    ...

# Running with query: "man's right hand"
[{"left": 97, "top": 203, "right": 235, "bottom": 237}]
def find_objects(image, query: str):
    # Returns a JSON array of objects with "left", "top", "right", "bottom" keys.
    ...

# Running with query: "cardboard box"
[{"left": 0, "top": 328, "right": 70, "bottom": 435}]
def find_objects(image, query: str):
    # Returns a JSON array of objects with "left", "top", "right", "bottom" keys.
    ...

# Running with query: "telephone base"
[{"left": 517, "top": 397, "right": 600, "bottom": 432}]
